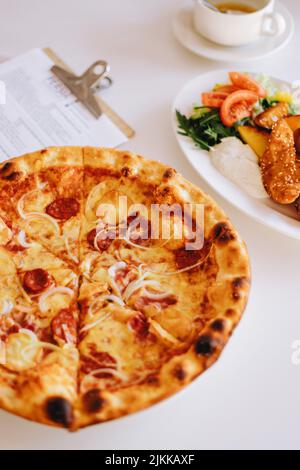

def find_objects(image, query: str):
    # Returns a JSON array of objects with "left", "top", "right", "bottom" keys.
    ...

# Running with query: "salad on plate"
[{"left": 176, "top": 72, "right": 300, "bottom": 219}]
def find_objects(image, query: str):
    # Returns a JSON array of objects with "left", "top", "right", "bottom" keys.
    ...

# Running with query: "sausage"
[
  {"left": 45, "top": 198, "right": 80, "bottom": 220},
  {"left": 51, "top": 308, "right": 77, "bottom": 344},
  {"left": 23, "top": 269, "right": 52, "bottom": 294},
  {"left": 87, "top": 228, "right": 113, "bottom": 252}
]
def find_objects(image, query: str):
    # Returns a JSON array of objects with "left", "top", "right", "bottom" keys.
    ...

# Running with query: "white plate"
[
  {"left": 172, "top": 70, "right": 300, "bottom": 240},
  {"left": 172, "top": 0, "right": 294, "bottom": 63}
]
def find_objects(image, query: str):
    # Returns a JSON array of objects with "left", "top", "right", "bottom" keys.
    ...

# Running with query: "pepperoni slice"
[
  {"left": 87, "top": 228, "right": 113, "bottom": 252},
  {"left": 23, "top": 269, "right": 52, "bottom": 294},
  {"left": 128, "top": 313, "right": 149, "bottom": 339},
  {"left": 174, "top": 240, "right": 212, "bottom": 270},
  {"left": 127, "top": 216, "right": 151, "bottom": 246},
  {"left": 51, "top": 309, "right": 77, "bottom": 344},
  {"left": 5, "top": 241, "right": 26, "bottom": 253},
  {"left": 45, "top": 198, "right": 80, "bottom": 220},
  {"left": 81, "top": 349, "right": 117, "bottom": 378},
  {"left": 115, "top": 266, "right": 137, "bottom": 294}
]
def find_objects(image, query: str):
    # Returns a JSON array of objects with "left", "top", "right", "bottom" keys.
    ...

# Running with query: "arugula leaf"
[
  {"left": 176, "top": 108, "right": 240, "bottom": 151},
  {"left": 260, "top": 97, "right": 279, "bottom": 110}
]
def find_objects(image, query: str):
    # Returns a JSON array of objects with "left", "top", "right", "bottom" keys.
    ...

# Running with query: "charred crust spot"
[
  {"left": 210, "top": 319, "right": 225, "bottom": 332},
  {"left": 0, "top": 162, "right": 22, "bottom": 180},
  {"left": 45, "top": 397, "right": 73, "bottom": 427},
  {"left": 121, "top": 166, "right": 131, "bottom": 177},
  {"left": 211, "top": 222, "right": 235, "bottom": 244},
  {"left": 41, "top": 149, "right": 47, "bottom": 154},
  {"left": 195, "top": 334, "right": 216, "bottom": 357},
  {"left": 173, "top": 365, "right": 186, "bottom": 381},
  {"left": 3, "top": 171, "right": 23, "bottom": 181},
  {"left": 144, "top": 374, "right": 160, "bottom": 386},
  {"left": 0, "top": 162, "right": 12, "bottom": 174},
  {"left": 232, "top": 277, "right": 247, "bottom": 301},
  {"left": 83, "top": 389, "right": 105, "bottom": 413},
  {"left": 161, "top": 187, "right": 171, "bottom": 196},
  {"left": 163, "top": 168, "right": 176, "bottom": 179},
  {"left": 232, "top": 277, "right": 246, "bottom": 288},
  {"left": 154, "top": 186, "right": 176, "bottom": 204}
]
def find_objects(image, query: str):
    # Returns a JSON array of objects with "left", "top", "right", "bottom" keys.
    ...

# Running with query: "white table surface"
[{"left": 0, "top": 0, "right": 299, "bottom": 451}]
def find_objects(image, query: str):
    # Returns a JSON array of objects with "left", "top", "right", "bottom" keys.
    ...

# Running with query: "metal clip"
[{"left": 51, "top": 60, "right": 113, "bottom": 118}]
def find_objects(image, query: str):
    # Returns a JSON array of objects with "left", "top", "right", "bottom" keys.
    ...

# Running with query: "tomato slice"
[
  {"left": 214, "top": 84, "right": 240, "bottom": 94},
  {"left": 202, "top": 92, "right": 228, "bottom": 108},
  {"left": 220, "top": 90, "right": 259, "bottom": 127},
  {"left": 229, "top": 72, "right": 266, "bottom": 98}
]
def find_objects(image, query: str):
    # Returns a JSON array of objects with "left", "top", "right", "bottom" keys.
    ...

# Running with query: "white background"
[{"left": 0, "top": 0, "right": 299, "bottom": 450}]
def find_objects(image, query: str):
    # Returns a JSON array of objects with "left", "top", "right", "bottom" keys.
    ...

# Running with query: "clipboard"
[{"left": 43, "top": 47, "right": 135, "bottom": 139}]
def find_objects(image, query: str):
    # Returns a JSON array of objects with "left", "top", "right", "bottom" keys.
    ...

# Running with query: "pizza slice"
[
  {"left": 0, "top": 268, "right": 79, "bottom": 428},
  {"left": 80, "top": 147, "right": 169, "bottom": 278},
  {"left": 0, "top": 216, "right": 71, "bottom": 274},
  {"left": 74, "top": 275, "right": 180, "bottom": 428},
  {"left": 32, "top": 147, "right": 84, "bottom": 268},
  {"left": 0, "top": 147, "right": 84, "bottom": 271},
  {"left": 0, "top": 152, "right": 44, "bottom": 267}
]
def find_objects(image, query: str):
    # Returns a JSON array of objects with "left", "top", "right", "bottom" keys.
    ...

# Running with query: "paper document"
[{"left": 0, "top": 49, "right": 128, "bottom": 161}]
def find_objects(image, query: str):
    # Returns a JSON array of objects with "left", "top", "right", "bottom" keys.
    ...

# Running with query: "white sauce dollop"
[{"left": 209, "top": 137, "right": 268, "bottom": 199}]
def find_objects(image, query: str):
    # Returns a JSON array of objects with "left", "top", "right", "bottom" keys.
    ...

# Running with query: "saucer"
[{"left": 172, "top": 0, "right": 294, "bottom": 62}]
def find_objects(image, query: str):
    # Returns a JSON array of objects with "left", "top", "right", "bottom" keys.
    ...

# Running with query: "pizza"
[{"left": 0, "top": 147, "right": 250, "bottom": 430}]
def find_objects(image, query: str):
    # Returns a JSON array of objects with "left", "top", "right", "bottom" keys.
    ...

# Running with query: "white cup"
[{"left": 193, "top": 0, "right": 286, "bottom": 46}]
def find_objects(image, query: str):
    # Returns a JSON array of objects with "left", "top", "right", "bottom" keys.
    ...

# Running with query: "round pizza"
[{"left": 0, "top": 147, "right": 250, "bottom": 430}]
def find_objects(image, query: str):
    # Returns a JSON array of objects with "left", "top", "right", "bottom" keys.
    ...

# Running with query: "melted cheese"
[
  {"left": 17, "top": 184, "right": 47, "bottom": 219},
  {"left": 0, "top": 217, "right": 12, "bottom": 246},
  {"left": 0, "top": 340, "right": 6, "bottom": 365},
  {"left": 64, "top": 236, "right": 79, "bottom": 264},
  {"left": 4, "top": 332, "right": 42, "bottom": 371},
  {"left": 24, "top": 213, "right": 60, "bottom": 235},
  {"left": 39, "top": 287, "right": 74, "bottom": 313}
]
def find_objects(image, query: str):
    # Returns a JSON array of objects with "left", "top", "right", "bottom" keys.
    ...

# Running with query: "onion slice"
[
  {"left": 24, "top": 213, "right": 60, "bottom": 235},
  {"left": 15, "top": 302, "right": 35, "bottom": 313},
  {"left": 19, "top": 328, "right": 38, "bottom": 341},
  {"left": 39, "top": 287, "right": 74, "bottom": 313},
  {"left": 0, "top": 299, "right": 14, "bottom": 316},
  {"left": 64, "top": 236, "right": 79, "bottom": 264},
  {"left": 108, "top": 261, "right": 127, "bottom": 297},
  {"left": 149, "top": 319, "right": 180, "bottom": 345},
  {"left": 86, "top": 367, "right": 127, "bottom": 381},
  {"left": 124, "top": 278, "right": 160, "bottom": 302},
  {"left": 17, "top": 183, "right": 47, "bottom": 219},
  {"left": 143, "top": 289, "right": 173, "bottom": 301},
  {"left": 80, "top": 312, "right": 111, "bottom": 333},
  {"left": 17, "top": 230, "right": 34, "bottom": 248}
]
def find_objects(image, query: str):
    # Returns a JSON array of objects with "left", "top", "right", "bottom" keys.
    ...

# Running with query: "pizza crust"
[{"left": 0, "top": 147, "right": 250, "bottom": 430}]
